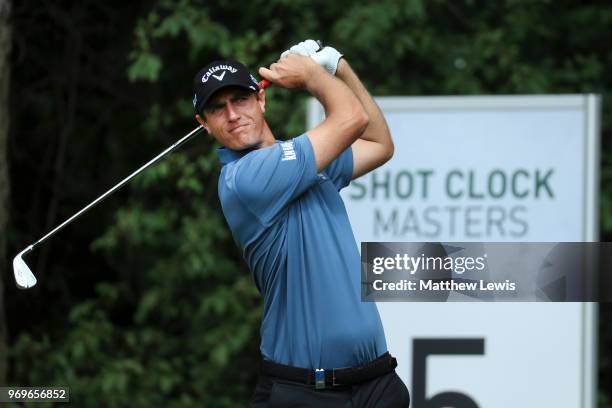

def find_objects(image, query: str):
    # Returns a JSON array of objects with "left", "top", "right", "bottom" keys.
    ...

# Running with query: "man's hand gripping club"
[{"left": 258, "top": 53, "right": 320, "bottom": 90}]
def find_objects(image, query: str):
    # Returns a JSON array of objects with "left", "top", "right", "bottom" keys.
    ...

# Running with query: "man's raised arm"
[
  {"left": 334, "top": 59, "right": 394, "bottom": 179},
  {"left": 278, "top": 40, "right": 394, "bottom": 179},
  {"left": 259, "top": 54, "right": 369, "bottom": 172}
]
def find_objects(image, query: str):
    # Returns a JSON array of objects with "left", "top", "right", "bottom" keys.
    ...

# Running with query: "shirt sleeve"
[
  {"left": 322, "top": 146, "right": 354, "bottom": 191},
  {"left": 231, "top": 134, "right": 318, "bottom": 224}
]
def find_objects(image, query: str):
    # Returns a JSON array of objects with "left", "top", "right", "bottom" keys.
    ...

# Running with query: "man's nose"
[{"left": 225, "top": 102, "right": 240, "bottom": 121}]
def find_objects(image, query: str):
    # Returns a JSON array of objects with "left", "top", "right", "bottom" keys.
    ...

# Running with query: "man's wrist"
[
  {"left": 335, "top": 58, "right": 349, "bottom": 78},
  {"left": 303, "top": 65, "right": 338, "bottom": 97}
]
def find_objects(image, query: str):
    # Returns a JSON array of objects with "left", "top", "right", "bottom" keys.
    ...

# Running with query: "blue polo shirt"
[{"left": 217, "top": 134, "right": 387, "bottom": 369}]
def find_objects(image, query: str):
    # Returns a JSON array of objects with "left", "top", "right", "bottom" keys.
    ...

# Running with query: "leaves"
[{"left": 128, "top": 51, "right": 163, "bottom": 82}]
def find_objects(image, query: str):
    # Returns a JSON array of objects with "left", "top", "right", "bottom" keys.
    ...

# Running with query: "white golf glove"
[{"left": 281, "top": 39, "right": 343, "bottom": 75}]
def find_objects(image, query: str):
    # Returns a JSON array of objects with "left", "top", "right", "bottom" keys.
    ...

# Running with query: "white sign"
[{"left": 308, "top": 95, "right": 600, "bottom": 408}]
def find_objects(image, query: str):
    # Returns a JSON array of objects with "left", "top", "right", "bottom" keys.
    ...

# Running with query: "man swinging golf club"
[{"left": 192, "top": 40, "right": 410, "bottom": 407}]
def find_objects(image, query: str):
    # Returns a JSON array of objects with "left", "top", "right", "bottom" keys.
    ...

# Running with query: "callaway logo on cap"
[
  {"left": 192, "top": 59, "right": 259, "bottom": 115},
  {"left": 200, "top": 64, "right": 238, "bottom": 83}
]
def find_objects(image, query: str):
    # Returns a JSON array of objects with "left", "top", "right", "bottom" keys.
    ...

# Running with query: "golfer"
[{"left": 192, "top": 40, "right": 410, "bottom": 407}]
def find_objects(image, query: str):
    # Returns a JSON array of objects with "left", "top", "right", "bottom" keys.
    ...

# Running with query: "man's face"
[{"left": 196, "top": 87, "right": 267, "bottom": 151}]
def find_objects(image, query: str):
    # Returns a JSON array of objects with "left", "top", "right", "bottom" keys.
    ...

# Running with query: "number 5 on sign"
[{"left": 412, "top": 339, "right": 485, "bottom": 408}]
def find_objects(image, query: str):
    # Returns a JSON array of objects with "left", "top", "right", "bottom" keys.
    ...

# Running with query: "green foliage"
[{"left": 7, "top": 0, "right": 612, "bottom": 406}]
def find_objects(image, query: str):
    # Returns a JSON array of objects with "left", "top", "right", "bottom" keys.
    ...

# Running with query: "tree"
[{"left": 0, "top": 0, "right": 11, "bottom": 387}]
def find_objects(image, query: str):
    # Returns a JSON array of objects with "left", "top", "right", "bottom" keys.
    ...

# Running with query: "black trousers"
[{"left": 250, "top": 370, "right": 410, "bottom": 407}]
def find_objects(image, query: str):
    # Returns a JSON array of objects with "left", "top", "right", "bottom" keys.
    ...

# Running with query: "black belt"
[{"left": 260, "top": 352, "right": 397, "bottom": 389}]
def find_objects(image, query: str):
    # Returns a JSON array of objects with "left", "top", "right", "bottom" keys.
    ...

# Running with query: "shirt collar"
[
  {"left": 217, "top": 141, "right": 280, "bottom": 166},
  {"left": 217, "top": 146, "right": 251, "bottom": 166}
]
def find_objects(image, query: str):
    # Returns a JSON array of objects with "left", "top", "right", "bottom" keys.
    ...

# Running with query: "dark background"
[{"left": 1, "top": 0, "right": 611, "bottom": 406}]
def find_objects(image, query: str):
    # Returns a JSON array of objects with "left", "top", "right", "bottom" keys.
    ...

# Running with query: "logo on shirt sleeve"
[{"left": 280, "top": 141, "right": 297, "bottom": 161}]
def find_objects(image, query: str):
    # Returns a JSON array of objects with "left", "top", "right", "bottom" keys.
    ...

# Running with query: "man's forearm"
[
  {"left": 305, "top": 66, "right": 365, "bottom": 133},
  {"left": 302, "top": 61, "right": 369, "bottom": 171},
  {"left": 335, "top": 59, "right": 393, "bottom": 151}
]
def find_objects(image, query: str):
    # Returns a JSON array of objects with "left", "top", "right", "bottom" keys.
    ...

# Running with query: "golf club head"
[{"left": 13, "top": 246, "right": 37, "bottom": 289}]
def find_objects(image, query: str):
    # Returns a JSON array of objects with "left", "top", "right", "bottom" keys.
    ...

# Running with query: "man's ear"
[
  {"left": 195, "top": 114, "right": 209, "bottom": 133},
  {"left": 257, "top": 89, "right": 266, "bottom": 113}
]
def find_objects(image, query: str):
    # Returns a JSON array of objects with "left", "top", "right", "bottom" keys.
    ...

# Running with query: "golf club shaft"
[
  {"left": 31, "top": 125, "right": 205, "bottom": 250},
  {"left": 14, "top": 79, "right": 274, "bottom": 290}
]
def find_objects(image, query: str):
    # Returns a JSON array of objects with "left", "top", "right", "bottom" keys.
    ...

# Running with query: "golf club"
[{"left": 13, "top": 79, "right": 271, "bottom": 289}]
